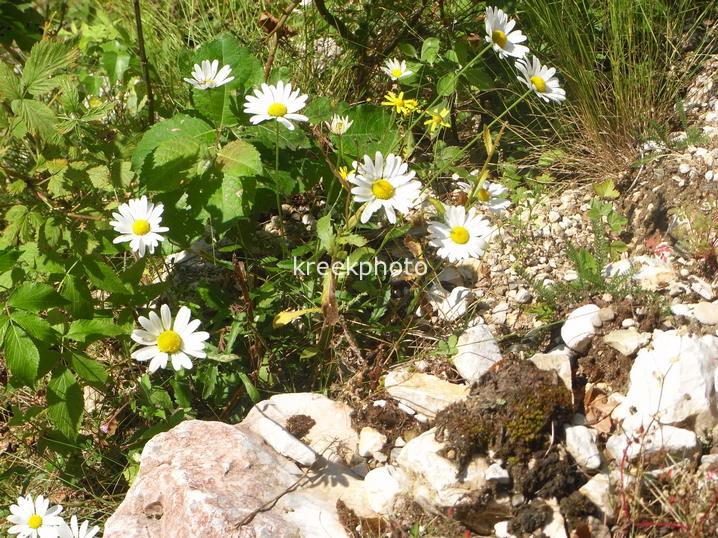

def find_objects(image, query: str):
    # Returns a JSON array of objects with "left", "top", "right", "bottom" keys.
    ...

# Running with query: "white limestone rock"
[
  {"left": 606, "top": 423, "right": 698, "bottom": 463},
  {"left": 529, "top": 345, "right": 574, "bottom": 391},
  {"left": 453, "top": 323, "right": 502, "bottom": 383},
  {"left": 579, "top": 474, "right": 615, "bottom": 520},
  {"left": 671, "top": 302, "right": 718, "bottom": 325},
  {"left": 358, "top": 427, "right": 387, "bottom": 459},
  {"left": 603, "top": 328, "right": 651, "bottom": 356},
  {"left": 561, "top": 304, "right": 602, "bottom": 353},
  {"left": 385, "top": 371, "right": 469, "bottom": 418},
  {"left": 362, "top": 465, "right": 408, "bottom": 515},
  {"left": 564, "top": 423, "right": 601, "bottom": 470}
]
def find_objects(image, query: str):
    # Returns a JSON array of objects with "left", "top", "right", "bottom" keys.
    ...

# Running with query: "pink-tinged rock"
[{"left": 105, "top": 420, "right": 373, "bottom": 538}]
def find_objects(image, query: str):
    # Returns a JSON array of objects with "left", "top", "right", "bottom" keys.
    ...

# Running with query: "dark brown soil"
[
  {"left": 285, "top": 414, "right": 316, "bottom": 439},
  {"left": 509, "top": 500, "right": 553, "bottom": 534},
  {"left": 559, "top": 491, "right": 601, "bottom": 530},
  {"left": 517, "top": 450, "right": 588, "bottom": 500},
  {"left": 351, "top": 396, "right": 428, "bottom": 447},
  {"left": 577, "top": 338, "right": 633, "bottom": 392}
]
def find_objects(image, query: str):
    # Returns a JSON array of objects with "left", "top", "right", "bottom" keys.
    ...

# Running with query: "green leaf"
[
  {"left": 10, "top": 311, "right": 56, "bottom": 341},
  {"left": 21, "top": 40, "right": 79, "bottom": 96},
  {"left": 238, "top": 372, "right": 261, "bottom": 403},
  {"left": 192, "top": 34, "right": 263, "bottom": 92},
  {"left": 0, "top": 248, "right": 20, "bottom": 273},
  {"left": 47, "top": 368, "right": 84, "bottom": 440},
  {"left": 65, "top": 318, "right": 126, "bottom": 343},
  {"left": 8, "top": 282, "right": 68, "bottom": 312},
  {"left": 464, "top": 67, "right": 493, "bottom": 90},
  {"left": 421, "top": 37, "right": 441, "bottom": 64},
  {"left": 316, "top": 214, "right": 335, "bottom": 254},
  {"left": 10, "top": 99, "right": 57, "bottom": 140},
  {"left": 205, "top": 173, "right": 256, "bottom": 225},
  {"left": 217, "top": 140, "right": 262, "bottom": 177},
  {"left": 437, "top": 73, "right": 457, "bottom": 96},
  {"left": 131, "top": 114, "right": 214, "bottom": 172},
  {"left": 3, "top": 323, "right": 40, "bottom": 386},
  {"left": 142, "top": 136, "right": 202, "bottom": 192},
  {"left": 59, "top": 274, "right": 93, "bottom": 318},
  {"left": 69, "top": 352, "right": 109, "bottom": 388},
  {"left": 594, "top": 179, "right": 620, "bottom": 199},
  {"left": 0, "top": 63, "right": 21, "bottom": 101},
  {"left": 82, "top": 257, "right": 129, "bottom": 294},
  {"left": 398, "top": 43, "right": 418, "bottom": 58}
]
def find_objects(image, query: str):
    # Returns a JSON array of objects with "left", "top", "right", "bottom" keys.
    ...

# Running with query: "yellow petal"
[{"left": 273, "top": 307, "right": 322, "bottom": 328}]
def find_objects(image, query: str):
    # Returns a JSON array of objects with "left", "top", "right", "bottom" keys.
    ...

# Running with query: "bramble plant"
[{"left": 1, "top": 4, "right": 567, "bottom": 532}]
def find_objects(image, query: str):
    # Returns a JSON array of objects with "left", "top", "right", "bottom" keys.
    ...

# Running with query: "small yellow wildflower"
[
  {"left": 338, "top": 166, "right": 355, "bottom": 181},
  {"left": 381, "top": 91, "right": 419, "bottom": 116},
  {"left": 424, "top": 108, "right": 451, "bottom": 133}
]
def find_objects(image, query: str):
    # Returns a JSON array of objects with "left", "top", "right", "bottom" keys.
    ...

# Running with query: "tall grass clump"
[{"left": 521, "top": 0, "right": 718, "bottom": 175}]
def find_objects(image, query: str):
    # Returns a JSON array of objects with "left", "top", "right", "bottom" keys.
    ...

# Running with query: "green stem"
[{"left": 274, "top": 122, "right": 288, "bottom": 257}]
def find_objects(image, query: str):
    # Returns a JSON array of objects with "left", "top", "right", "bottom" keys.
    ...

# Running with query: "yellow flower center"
[
  {"left": 268, "top": 102, "right": 288, "bottom": 117},
  {"left": 492, "top": 30, "right": 508, "bottom": 48},
  {"left": 132, "top": 219, "right": 151, "bottom": 236},
  {"left": 371, "top": 179, "right": 395, "bottom": 200},
  {"left": 391, "top": 68, "right": 403, "bottom": 78},
  {"left": 157, "top": 330, "right": 182, "bottom": 353},
  {"left": 450, "top": 226, "right": 470, "bottom": 244},
  {"left": 477, "top": 188, "right": 491, "bottom": 202},
  {"left": 530, "top": 75, "right": 547, "bottom": 93},
  {"left": 28, "top": 515, "right": 43, "bottom": 529}
]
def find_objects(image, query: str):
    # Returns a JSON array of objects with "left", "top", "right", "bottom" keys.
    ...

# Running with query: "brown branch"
[
  {"left": 313, "top": 0, "right": 359, "bottom": 44},
  {"left": 263, "top": 0, "right": 303, "bottom": 79},
  {"left": 133, "top": 0, "right": 155, "bottom": 125}
]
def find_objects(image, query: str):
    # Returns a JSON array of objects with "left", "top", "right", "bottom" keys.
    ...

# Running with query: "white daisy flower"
[
  {"left": 457, "top": 176, "right": 511, "bottom": 213},
  {"left": 516, "top": 56, "right": 566, "bottom": 103},
  {"left": 484, "top": 6, "right": 529, "bottom": 59},
  {"left": 59, "top": 516, "right": 100, "bottom": 538},
  {"left": 428, "top": 205, "right": 495, "bottom": 262},
  {"left": 183, "top": 59, "right": 234, "bottom": 90},
  {"left": 326, "top": 114, "right": 353, "bottom": 135},
  {"left": 382, "top": 58, "right": 413, "bottom": 81},
  {"left": 110, "top": 196, "right": 169, "bottom": 257},
  {"left": 7, "top": 494, "right": 65, "bottom": 538},
  {"left": 131, "top": 304, "right": 210, "bottom": 373},
  {"left": 243, "top": 80, "right": 308, "bottom": 130},
  {"left": 348, "top": 151, "right": 422, "bottom": 224}
]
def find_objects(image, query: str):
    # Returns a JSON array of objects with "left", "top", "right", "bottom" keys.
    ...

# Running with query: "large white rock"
[
  {"left": 421, "top": 283, "right": 471, "bottom": 321},
  {"left": 603, "top": 328, "right": 651, "bottom": 356},
  {"left": 453, "top": 322, "right": 502, "bottom": 383},
  {"left": 362, "top": 465, "right": 408, "bottom": 515},
  {"left": 561, "top": 304, "right": 602, "bottom": 353},
  {"left": 242, "top": 392, "right": 359, "bottom": 464},
  {"left": 606, "top": 423, "right": 698, "bottom": 463},
  {"left": 671, "top": 302, "right": 718, "bottom": 325},
  {"left": 579, "top": 474, "right": 615, "bottom": 520},
  {"left": 604, "top": 256, "right": 676, "bottom": 291},
  {"left": 564, "top": 424, "right": 601, "bottom": 470},
  {"left": 542, "top": 498, "right": 568, "bottom": 538},
  {"left": 621, "top": 330, "right": 718, "bottom": 424},
  {"left": 529, "top": 345, "right": 574, "bottom": 391},
  {"left": 384, "top": 371, "right": 469, "bottom": 418},
  {"left": 396, "top": 428, "right": 488, "bottom": 508},
  {"left": 358, "top": 427, "right": 387, "bottom": 458}
]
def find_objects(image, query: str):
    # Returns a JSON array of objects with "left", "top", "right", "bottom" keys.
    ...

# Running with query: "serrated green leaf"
[
  {"left": 82, "top": 257, "right": 129, "bottom": 294},
  {"left": 8, "top": 282, "right": 68, "bottom": 312},
  {"left": 10, "top": 99, "right": 57, "bottom": 140},
  {"left": 21, "top": 40, "right": 79, "bottom": 96},
  {"left": 594, "top": 179, "right": 620, "bottom": 199},
  {"left": 4, "top": 323, "right": 40, "bottom": 386},
  {"left": 0, "top": 63, "right": 21, "bottom": 101},
  {"left": 317, "top": 214, "right": 334, "bottom": 254},
  {"left": 69, "top": 352, "right": 108, "bottom": 388},
  {"left": 217, "top": 140, "right": 262, "bottom": 177},
  {"left": 131, "top": 114, "right": 214, "bottom": 172},
  {"left": 10, "top": 311, "right": 56, "bottom": 341},
  {"left": 141, "top": 136, "right": 202, "bottom": 192},
  {"left": 205, "top": 173, "right": 256, "bottom": 225},
  {"left": 0, "top": 248, "right": 20, "bottom": 273},
  {"left": 65, "top": 318, "right": 125, "bottom": 343},
  {"left": 59, "top": 274, "right": 93, "bottom": 318},
  {"left": 47, "top": 367, "right": 83, "bottom": 440}
]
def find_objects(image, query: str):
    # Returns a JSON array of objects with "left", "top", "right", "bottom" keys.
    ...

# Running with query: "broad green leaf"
[
  {"left": 0, "top": 248, "right": 20, "bottom": 273},
  {"left": 4, "top": 323, "right": 40, "bottom": 386},
  {"left": 398, "top": 43, "right": 418, "bottom": 58},
  {"left": 141, "top": 136, "right": 202, "bottom": 192},
  {"left": 10, "top": 99, "right": 57, "bottom": 140},
  {"left": 340, "top": 104, "right": 399, "bottom": 159},
  {"left": 87, "top": 164, "right": 111, "bottom": 190},
  {"left": 464, "top": 68, "right": 493, "bottom": 90},
  {"left": 82, "top": 257, "right": 129, "bottom": 294},
  {"left": 65, "top": 318, "right": 126, "bottom": 343},
  {"left": 217, "top": 140, "right": 262, "bottom": 177},
  {"left": 59, "top": 274, "right": 93, "bottom": 318},
  {"left": 47, "top": 368, "right": 84, "bottom": 440},
  {"left": 205, "top": 174, "right": 256, "bottom": 225},
  {"left": 316, "top": 214, "right": 334, "bottom": 254},
  {"left": 437, "top": 73, "right": 457, "bottom": 96},
  {"left": 421, "top": 37, "right": 441, "bottom": 64},
  {"left": 191, "top": 34, "right": 263, "bottom": 92},
  {"left": 21, "top": 40, "right": 79, "bottom": 96},
  {"left": 8, "top": 282, "right": 67, "bottom": 312},
  {"left": 0, "top": 63, "right": 21, "bottom": 100},
  {"left": 10, "top": 311, "right": 56, "bottom": 341},
  {"left": 131, "top": 114, "right": 214, "bottom": 172},
  {"left": 69, "top": 352, "right": 109, "bottom": 388}
]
